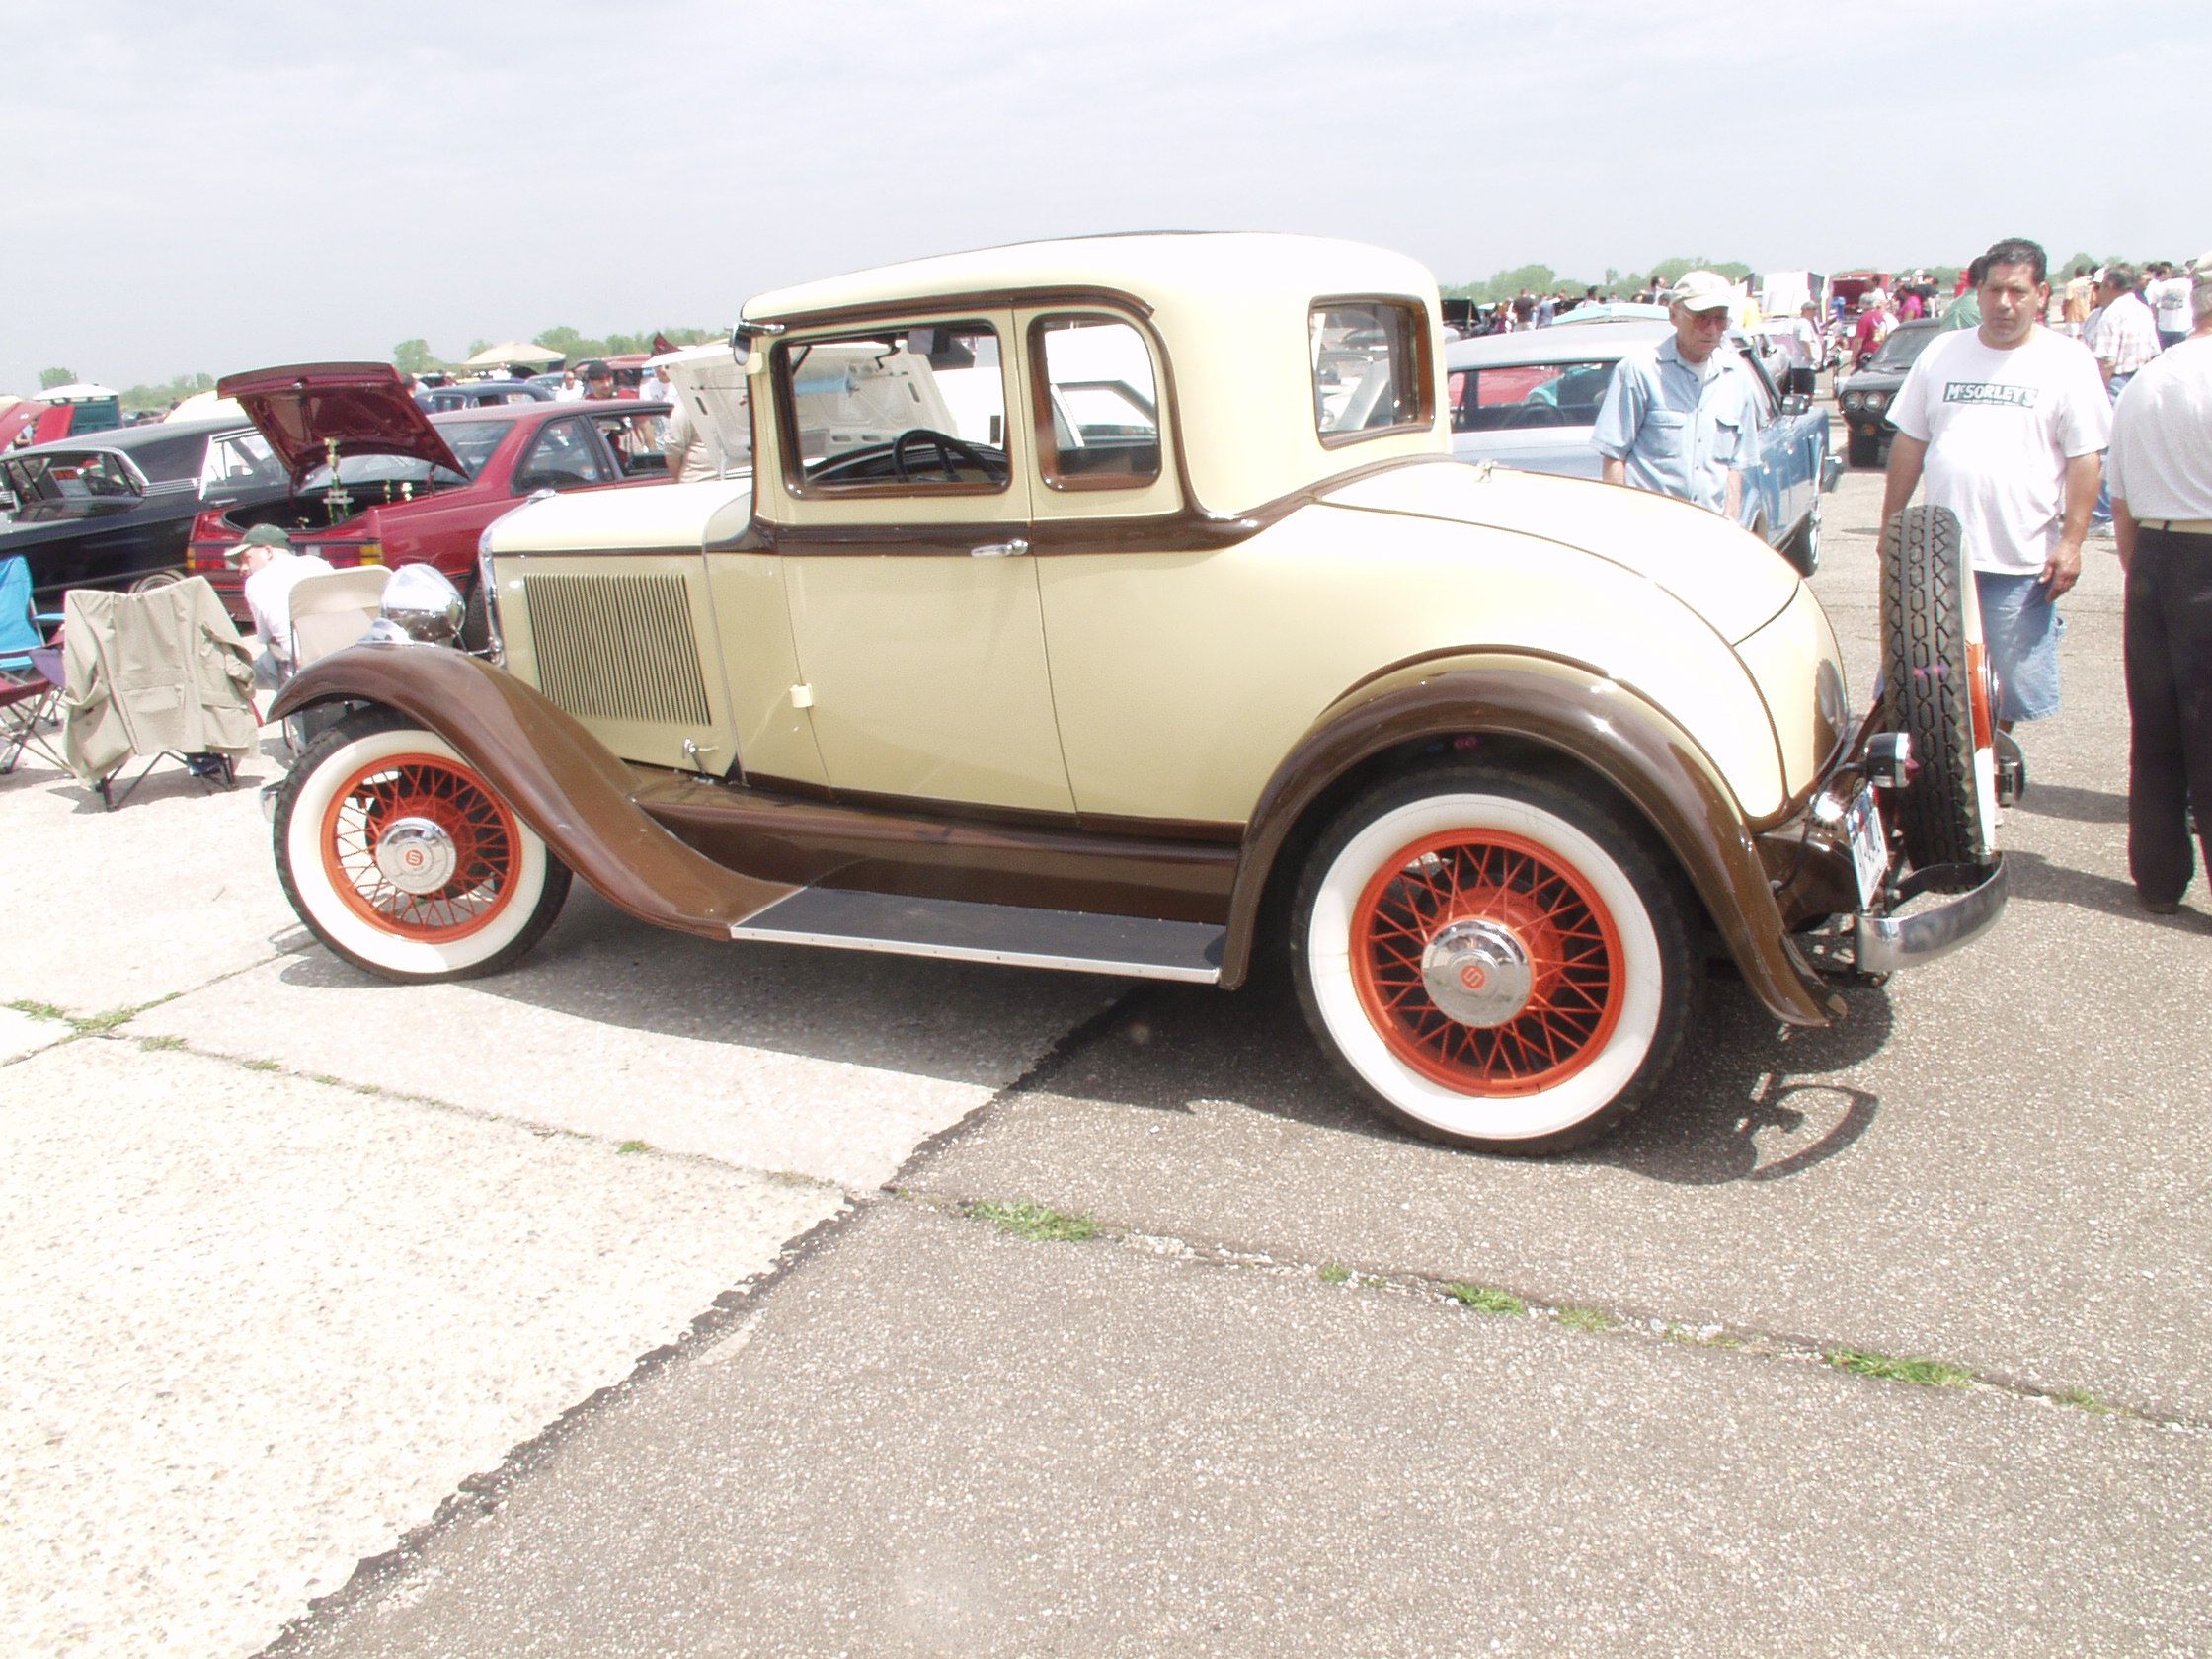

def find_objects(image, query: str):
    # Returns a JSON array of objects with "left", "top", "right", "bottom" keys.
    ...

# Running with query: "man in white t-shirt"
[
  {"left": 2145, "top": 262, "right": 2193, "bottom": 352},
  {"left": 2107, "top": 249, "right": 2212, "bottom": 914},
  {"left": 1880, "top": 237, "right": 2110, "bottom": 728},
  {"left": 226, "top": 524, "right": 336, "bottom": 689}
]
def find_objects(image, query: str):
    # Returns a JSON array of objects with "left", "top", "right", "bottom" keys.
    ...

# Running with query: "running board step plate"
[{"left": 730, "top": 888, "right": 1224, "bottom": 983}]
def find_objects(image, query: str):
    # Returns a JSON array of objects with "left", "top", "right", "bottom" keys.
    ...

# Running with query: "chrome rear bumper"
[{"left": 1853, "top": 858, "right": 2008, "bottom": 973}]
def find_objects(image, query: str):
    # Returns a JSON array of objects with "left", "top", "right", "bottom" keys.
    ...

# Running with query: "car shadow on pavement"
[
  {"left": 274, "top": 887, "right": 1125, "bottom": 1091},
  {"left": 1031, "top": 968, "right": 1892, "bottom": 1186},
  {"left": 2014, "top": 782, "right": 2128, "bottom": 825}
]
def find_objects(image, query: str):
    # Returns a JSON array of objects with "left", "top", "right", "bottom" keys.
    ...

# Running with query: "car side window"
[
  {"left": 774, "top": 321, "right": 1009, "bottom": 494},
  {"left": 1031, "top": 316, "right": 1160, "bottom": 490},
  {"left": 1311, "top": 299, "right": 1432, "bottom": 444},
  {"left": 514, "top": 419, "right": 616, "bottom": 492}
]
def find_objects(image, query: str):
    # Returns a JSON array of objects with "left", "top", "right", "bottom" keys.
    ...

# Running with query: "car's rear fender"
[
  {"left": 270, "top": 645, "right": 794, "bottom": 939},
  {"left": 1224, "top": 651, "right": 1838, "bottom": 1027}
]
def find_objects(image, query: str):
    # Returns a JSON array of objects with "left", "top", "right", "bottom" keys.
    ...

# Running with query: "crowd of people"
[{"left": 1593, "top": 239, "right": 2212, "bottom": 918}]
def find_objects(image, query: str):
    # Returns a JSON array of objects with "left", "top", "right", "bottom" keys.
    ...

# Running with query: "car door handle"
[{"left": 970, "top": 538, "right": 1030, "bottom": 558}]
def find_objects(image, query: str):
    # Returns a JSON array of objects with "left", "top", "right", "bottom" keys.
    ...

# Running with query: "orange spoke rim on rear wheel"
[
  {"left": 1350, "top": 830, "right": 1622, "bottom": 1095},
  {"left": 320, "top": 753, "right": 520, "bottom": 942}
]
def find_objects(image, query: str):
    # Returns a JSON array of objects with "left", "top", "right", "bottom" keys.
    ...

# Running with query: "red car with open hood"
[{"left": 187, "top": 362, "right": 668, "bottom": 638}]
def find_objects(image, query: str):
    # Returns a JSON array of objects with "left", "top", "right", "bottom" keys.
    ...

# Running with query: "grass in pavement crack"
[
  {"left": 1447, "top": 1283, "right": 1527, "bottom": 1316},
  {"left": 7, "top": 999, "right": 70, "bottom": 1023},
  {"left": 1822, "top": 1347, "right": 1975, "bottom": 1388},
  {"left": 966, "top": 1200, "right": 1101, "bottom": 1243}
]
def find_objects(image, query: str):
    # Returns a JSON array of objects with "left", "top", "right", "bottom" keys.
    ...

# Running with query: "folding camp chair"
[
  {"left": 287, "top": 565, "right": 390, "bottom": 670},
  {"left": 0, "top": 555, "right": 65, "bottom": 774},
  {"left": 278, "top": 565, "right": 389, "bottom": 756},
  {"left": 57, "top": 579, "right": 256, "bottom": 809}
]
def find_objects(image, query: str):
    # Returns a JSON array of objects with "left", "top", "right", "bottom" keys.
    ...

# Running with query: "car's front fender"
[
  {"left": 272, "top": 645, "right": 793, "bottom": 939},
  {"left": 1224, "top": 651, "right": 1838, "bottom": 1027}
]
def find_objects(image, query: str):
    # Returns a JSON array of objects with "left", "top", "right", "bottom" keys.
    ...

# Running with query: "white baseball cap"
[{"left": 1668, "top": 270, "right": 1737, "bottom": 312}]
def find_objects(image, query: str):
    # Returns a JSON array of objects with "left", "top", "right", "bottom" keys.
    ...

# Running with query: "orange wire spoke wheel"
[
  {"left": 1349, "top": 830, "right": 1623, "bottom": 1096},
  {"left": 319, "top": 752, "right": 521, "bottom": 942}
]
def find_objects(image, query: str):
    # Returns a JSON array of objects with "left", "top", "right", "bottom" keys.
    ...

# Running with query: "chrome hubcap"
[
  {"left": 373, "top": 816, "right": 458, "bottom": 895},
  {"left": 1419, "top": 918, "right": 1534, "bottom": 1027}
]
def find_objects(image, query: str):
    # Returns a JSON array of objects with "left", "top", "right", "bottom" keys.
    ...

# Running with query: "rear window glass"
[
  {"left": 1311, "top": 300, "right": 1430, "bottom": 442},
  {"left": 1446, "top": 361, "right": 1616, "bottom": 432},
  {"left": 298, "top": 419, "right": 503, "bottom": 492}
]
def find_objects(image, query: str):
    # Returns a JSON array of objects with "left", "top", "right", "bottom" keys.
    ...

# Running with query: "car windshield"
[
  {"left": 296, "top": 419, "right": 504, "bottom": 490},
  {"left": 1446, "top": 361, "right": 1616, "bottom": 432},
  {"left": 1870, "top": 326, "right": 1937, "bottom": 372}
]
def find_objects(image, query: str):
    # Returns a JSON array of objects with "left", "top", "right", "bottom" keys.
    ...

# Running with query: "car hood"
[
  {"left": 216, "top": 361, "right": 464, "bottom": 486},
  {"left": 1322, "top": 459, "right": 1799, "bottom": 643},
  {"left": 1841, "top": 365, "right": 1909, "bottom": 393}
]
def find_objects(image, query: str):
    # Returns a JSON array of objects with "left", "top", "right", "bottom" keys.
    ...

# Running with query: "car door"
[
  {"left": 761, "top": 311, "right": 1070, "bottom": 812},
  {"left": 1731, "top": 351, "right": 1793, "bottom": 542}
]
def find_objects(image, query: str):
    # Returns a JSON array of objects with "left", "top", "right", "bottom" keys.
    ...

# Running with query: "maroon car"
[{"left": 186, "top": 362, "right": 668, "bottom": 635}]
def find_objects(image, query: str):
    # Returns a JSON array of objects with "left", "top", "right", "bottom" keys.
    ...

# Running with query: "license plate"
[{"left": 1845, "top": 785, "right": 1888, "bottom": 910}]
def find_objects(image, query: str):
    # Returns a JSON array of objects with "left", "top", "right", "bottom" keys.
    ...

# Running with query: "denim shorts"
[{"left": 1976, "top": 570, "right": 2066, "bottom": 722}]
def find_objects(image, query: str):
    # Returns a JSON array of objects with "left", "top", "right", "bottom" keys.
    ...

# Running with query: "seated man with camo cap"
[{"left": 1592, "top": 269, "right": 1763, "bottom": 522}]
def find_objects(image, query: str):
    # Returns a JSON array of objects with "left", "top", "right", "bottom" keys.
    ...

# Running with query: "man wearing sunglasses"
[{"left": 1593, "top": 269, "right": 1761, "bottom": 521}]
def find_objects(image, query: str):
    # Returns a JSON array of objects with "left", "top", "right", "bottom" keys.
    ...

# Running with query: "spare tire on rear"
[{"left": 1878, "top": 504, "right": 1999, "bottom": 873}]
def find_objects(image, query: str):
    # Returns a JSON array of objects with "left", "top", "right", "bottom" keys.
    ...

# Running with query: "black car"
[
  {"left": 0, "top": 419, "right": 288, "bottom": 607},
  {"left": 1837, "top": 319, "right": 1941, "bottom": 467}
]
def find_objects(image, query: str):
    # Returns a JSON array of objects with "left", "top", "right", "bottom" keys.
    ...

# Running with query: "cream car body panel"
[
  {"left": 490, "top": 478, "right": 751, "bottom": 553},
  {"left": 1732, "top": 580, "right": 1850, "bottom": 796},
  {"left": 1037, "top": 503, "right": 1788, "bottom": 824},
  {"left": 1320, "top": 463, "right": 1800, "bottom": 646}
]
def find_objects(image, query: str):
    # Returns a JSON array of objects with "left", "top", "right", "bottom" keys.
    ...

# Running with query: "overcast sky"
[{"left": 5, "top": 0, "right": 2204, "bottom": 395}]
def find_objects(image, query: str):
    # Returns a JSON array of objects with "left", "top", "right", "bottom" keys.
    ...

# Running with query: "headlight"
[
  {"left": 368, "top": 564, "right": 465, "bottom": 646},
  {"left": 1866, "top": 391, "right": 1890, "bottom": 412},
  {"left": 1842, "top": 392, "right": 1863, "bottom": 411}
]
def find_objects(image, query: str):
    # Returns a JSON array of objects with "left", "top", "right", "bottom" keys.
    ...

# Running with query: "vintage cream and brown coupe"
[{"left": 268, "top": 233, "right": 2009, "bottom": 1153}]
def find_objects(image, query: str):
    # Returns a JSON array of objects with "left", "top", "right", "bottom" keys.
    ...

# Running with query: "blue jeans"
[
  {"left": 2092, "top": 372, "right": 2133, "bottom": 526},
  {"left": 1977, "top": 571, "right": 2066, "bottom": 722}
]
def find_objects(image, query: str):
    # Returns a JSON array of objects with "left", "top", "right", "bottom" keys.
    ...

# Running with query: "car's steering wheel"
[
  {"left": 890, "top": 427, "right": 999, "bottom": 484},
  {"left": 1515, "top": 403, "right": 1569, "bottom": 428}
]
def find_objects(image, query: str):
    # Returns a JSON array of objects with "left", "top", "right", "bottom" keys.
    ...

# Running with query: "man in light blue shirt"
[{"left": 1592, "top": 270, "right": 1761, "bottom": 518}]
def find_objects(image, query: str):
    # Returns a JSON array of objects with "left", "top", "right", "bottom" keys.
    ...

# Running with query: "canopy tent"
[
  {"left": 164, "top": 390, "right": 249, "bottom": 425},
  {"left": 462, "top": 341, "right": 564, "bottom": 368},
  {"left": 37, "top": 382, "right": 119, "bottom": 402}
]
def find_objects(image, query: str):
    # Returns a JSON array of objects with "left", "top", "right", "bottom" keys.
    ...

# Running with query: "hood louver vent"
[{"left": 521, "top": 571, "right": 710, "bottom": 728}]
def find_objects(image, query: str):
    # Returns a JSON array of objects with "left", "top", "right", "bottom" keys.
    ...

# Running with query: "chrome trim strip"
[
  {"left": 727, "top": 921, "right": 1223, "bottom": 984},
  {"left": 1853, "top": 857, "right": 2007, "bottom": 973}
]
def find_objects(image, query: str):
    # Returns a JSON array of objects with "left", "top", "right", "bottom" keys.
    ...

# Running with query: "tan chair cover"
[{"left": 59, "top": 577, "right": 257, "bottom": 784}]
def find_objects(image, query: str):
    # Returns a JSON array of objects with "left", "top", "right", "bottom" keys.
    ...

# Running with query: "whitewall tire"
[
  {"left": 1291, "top": 767, "right": 1695, "bottom": 1153},
  {"left": 274, "top": 710, "right": 571, "bottom": 982}
]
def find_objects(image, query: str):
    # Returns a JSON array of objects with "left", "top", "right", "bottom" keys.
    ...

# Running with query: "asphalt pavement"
[{"left": 4, "top": 450, "right": 2207, "bottom": 1657}]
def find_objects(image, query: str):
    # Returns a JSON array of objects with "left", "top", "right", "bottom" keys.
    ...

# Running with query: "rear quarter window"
[{"left": 1311, "top": 299, "right": 1433, "bottom": 445}]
